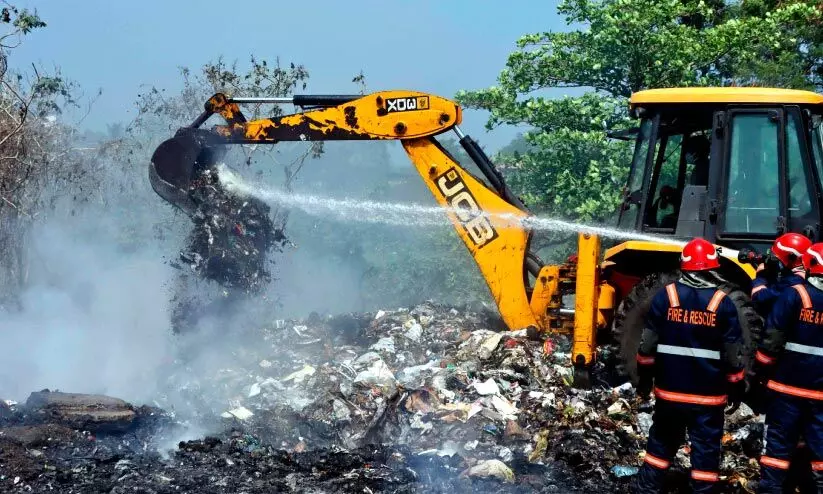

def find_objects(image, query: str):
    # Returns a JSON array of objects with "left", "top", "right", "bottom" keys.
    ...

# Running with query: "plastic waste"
[
  {"left": 611, "top": 382, "right": 633, "bottom": 395},
  {"left": 405, "top": 322, "right": 423, "bottom": 342},
  {"left": 353, "top": 351, "right": 382, "bottom": 368},
  {"left": 438, "top": 440, "right": 460, "bottom": 457},
  {"left": 221, "top": 406, "right": 254, "bottom": 421},
  {"left": 607, "top": 399, "right": 631, "bottom": 416},
  {"left": 369, "top": 336, "right": 396, "bottom": 354},
  {"left": 248, "top": 383, "right": 261, "bottom": 398},
  {"left": 395, "top": 360, "right": 439, "bottom": 387},
  {"left": 460, "top": 459, "right": 514, "bottom": 482},
  {"left": 103, "top": 302, "right": 769, "bottom": 492},
  {"left": 410, "top": 413, "right": 433, "bottom": 434},
  {"left": 528, "top": 430, "right": 549, "bottom": 463},
  {"left": 490, "top": 394, "right": 519, "bottom": 420},
  {"left": 332, "top": 400, "right": 351, "bottom": 422},
  {"left": 498, "top": 446, "right": 514, "bottom": 462},
  {"left": 611, "top": 465, "right": 639, "bottom": 477},
  {"left": 353, "top": 358, "right": 397, "bottom": 395},
  {"left": 282, "top": 364, "right": 316, "bottom": 384},
  {"left": 637, "top": 412, "right": 653, "bottom": 436},
  {"left": 473, "top": 378, "right": 500, "bottom": 396}
]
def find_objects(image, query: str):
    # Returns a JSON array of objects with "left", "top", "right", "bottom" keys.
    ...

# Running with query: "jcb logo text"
[
  {"left": 435, "top": 167, "right": 499, "bottom": 248},
  {"left": 385, "top": 96, "right": 429, "bottom": 113}
]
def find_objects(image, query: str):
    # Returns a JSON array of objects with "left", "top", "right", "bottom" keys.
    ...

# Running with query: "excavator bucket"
[{"left": 148, "top": 128, "right": 228, "bottom": 216}]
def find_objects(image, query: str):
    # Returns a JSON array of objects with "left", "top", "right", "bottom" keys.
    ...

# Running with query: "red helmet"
[
  {"left": 803, "top": 243, "right": 823, "bottom": 276},
  {"left": 680, "top": 238, "right": 721, "bottom": 271},
  {"left": 771, "top": 233, "right": 812, "bottom": 269}
]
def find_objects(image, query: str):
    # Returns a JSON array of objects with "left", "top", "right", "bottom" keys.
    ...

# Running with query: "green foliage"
[
  {"left": 29, "top": 75, "right": 78, "bottom": 116},
  {"left": 730, "top": 0, "right": 822, "bottom": 89},
  {"left": 502, "top": 0, "right": 817, "bottom": 96},
  {"left": 498, "top": 134, "right": 531, "bottom": 156},
  {"left": 11, "top": 11, "right": 44, "bottom": 33},
  {"left": 509, "top": 126, "right": 631, "bottom": 220},
  {"left": 1, "top": 5, "right": 45, "bottom": 34},
  {"left": 457, "top": 0, "right": 821, "bottom": 232}
]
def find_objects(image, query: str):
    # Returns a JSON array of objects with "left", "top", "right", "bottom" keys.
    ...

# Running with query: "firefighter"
[
  {"left": 633, "top": 237, "right": 745, "bottom": 494},
  {"left": 754, "top": 242, "right": 823, "bottom": 493},
  {"left": 748, "top": 232, "right": 813, "bottom": 493},
  {"left": 751, "top": 232, "right": 812, "bottom": 320}
]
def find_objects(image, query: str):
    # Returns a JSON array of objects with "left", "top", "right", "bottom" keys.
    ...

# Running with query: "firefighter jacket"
[
  {"left": 756, "top": 280, "right": 823, "bottom": 400},
  {"left": 751, "top": 268, "right": 806, "bottom": 318},
  {"left": 637, "top": 279, "right": 745, "bottom": 405}
]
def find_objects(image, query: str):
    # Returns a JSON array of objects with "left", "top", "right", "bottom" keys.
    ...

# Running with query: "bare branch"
[
  {"left": 0, "top": 118, "right": 25, "bottom": 149},
  {"left": 1, "top": 194, "right": 29, "bottom": 216}
]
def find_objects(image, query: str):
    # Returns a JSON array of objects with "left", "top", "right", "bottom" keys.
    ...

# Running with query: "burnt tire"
[{"left": 611, "top": 270, "right": 763, "bottom": 383}]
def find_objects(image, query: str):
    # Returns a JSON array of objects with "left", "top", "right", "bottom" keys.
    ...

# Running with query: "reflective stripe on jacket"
[
  {"left": 760, "top": 283, "right": 823, "bottom": 399},
  {"left": 637, "top": 280, "right": 744, "bottom": 404},
  {"left": 751, "top": 272, "right": 805, "bottom": 320}
]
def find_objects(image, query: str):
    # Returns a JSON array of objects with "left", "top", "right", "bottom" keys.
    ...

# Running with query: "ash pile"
[{"left": 0, "top": 304, "right": 765, "bottom": 493}]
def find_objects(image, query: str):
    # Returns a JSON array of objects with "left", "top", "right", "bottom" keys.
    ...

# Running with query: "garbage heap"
[
  {"left": 169, "top": 165, "right": 286, "bottom": 333},
  {"left": 0, "top": 303, "right": 765, "bottom": 492},
  {"left": 156, "top": 302, "right": 765, "bottom": 492},
  {"left": 179, "top": 166, "right": 284, "bottom": 294}
]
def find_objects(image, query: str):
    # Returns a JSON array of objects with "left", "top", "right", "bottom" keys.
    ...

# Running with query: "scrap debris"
[
  {"left": 182, "top": 166, "right": 283, "bottom": 294},
  {"left": 0, "top": 303, "right": 766, "bottom": 492},
  {"left": 169, "top": 165, "right": 286, "bottom": 334}
]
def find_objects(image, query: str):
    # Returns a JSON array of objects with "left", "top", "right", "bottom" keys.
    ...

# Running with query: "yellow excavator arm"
[{"left": 149, "top": 89, "right": 606, "bottom": 383}]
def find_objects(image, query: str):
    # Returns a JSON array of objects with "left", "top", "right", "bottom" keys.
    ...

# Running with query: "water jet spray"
[{"left": 216, "top": 164, "right": 685, "bottom": 247}]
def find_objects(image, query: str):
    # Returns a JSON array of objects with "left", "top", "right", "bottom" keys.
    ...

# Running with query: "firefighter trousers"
[
  {"left": 758, "top": 393, "right": 823, "bottom": 493},
  {"left": 783, "top": 440, "right": 816, "bottom": 494},
  {"left": 635, "top": 399, "right": 724, "bottom": 494}
]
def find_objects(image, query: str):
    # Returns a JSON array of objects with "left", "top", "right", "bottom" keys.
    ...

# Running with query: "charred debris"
[
  {"left": 0, "top": 303, "right": 763, "bottom": 493},
  {"left": 166, "top": 164, "right": 286, "bottom": 334}
]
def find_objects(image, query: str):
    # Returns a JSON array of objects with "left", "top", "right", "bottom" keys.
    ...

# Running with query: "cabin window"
[
  {"left": 723, "top": 113, "right": 780, "bottom": 234},
  {"left": 810, "top": 114, "right": 823, "bottom": 212},
  {"left": 787, "top": 111, "right": 814, "bottom": 221},
  {"left": 617, "top": 118, "right": 653, "bottom": 229},
  {"left": 642, "top": 127, "right": 710, "bottom": 233}
]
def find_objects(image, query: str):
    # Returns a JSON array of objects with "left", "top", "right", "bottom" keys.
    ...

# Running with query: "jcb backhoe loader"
[{"left": 148, "top": 87, "right": 823, "bottom": 388}]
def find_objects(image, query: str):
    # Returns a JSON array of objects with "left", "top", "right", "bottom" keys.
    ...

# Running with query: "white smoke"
[{"left": 0, "top": 212, "right": 178, "bottom": 404}]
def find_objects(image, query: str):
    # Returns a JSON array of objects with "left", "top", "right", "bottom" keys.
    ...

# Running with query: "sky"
[{"left": 9, "top": 0, "right": 573, "bottom": 152}]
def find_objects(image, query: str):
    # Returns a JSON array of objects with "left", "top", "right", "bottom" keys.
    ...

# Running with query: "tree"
[
  {"left": 456, "top": 0, "right": 820, "bottom": 243},
  {"left": 129, "top": 56, "right": 323, "bottom": 188},
  {"left": 0, "top": 4, "right": 100, "bottom": 307},
  {"left": 95, "top": 56, "right": 326, "bottom": 253},
  {"left": 729, "top": 0, "right": 823, "bottom": 89},
  {"left": 88, "top": 56, "right": 339, "bottom": 331}
]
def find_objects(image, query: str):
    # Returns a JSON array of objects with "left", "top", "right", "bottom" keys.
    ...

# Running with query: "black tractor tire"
[{"left": 612, "top": 270, "right": 763, "bottom": 383}]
